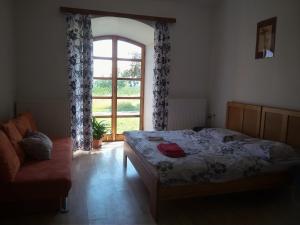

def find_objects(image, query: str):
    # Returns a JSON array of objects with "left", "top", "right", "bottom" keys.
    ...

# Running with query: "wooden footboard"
[{"left": 123, "top": 141, "right": 160, "bottom": 218}]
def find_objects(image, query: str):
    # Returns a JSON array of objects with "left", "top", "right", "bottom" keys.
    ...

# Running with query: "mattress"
[{"left": 124, "top": 129, "right": 300, "bottom": 186}]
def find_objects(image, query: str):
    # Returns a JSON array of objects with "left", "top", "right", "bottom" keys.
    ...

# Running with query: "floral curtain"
[
  {"left": 65, "top": 14, "right": 93, "bottom": 151},
  {"left": 153, "top": 22, "right": 171, "bottom": 131}
]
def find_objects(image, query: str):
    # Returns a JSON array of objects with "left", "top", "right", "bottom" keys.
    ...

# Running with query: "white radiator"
[{"left": 167, "top": 98, "right": 207, "bottom": 130}]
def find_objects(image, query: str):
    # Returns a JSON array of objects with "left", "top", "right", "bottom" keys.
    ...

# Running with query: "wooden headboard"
[
  {"left": 260, "top": 107, "right": 300, "bottom": 149},
  {"left": 226, "top": 102, "right": 262, "bottom": 138},
  {"left": 226, "top": 101, "right": 300, "bottom": 149}
]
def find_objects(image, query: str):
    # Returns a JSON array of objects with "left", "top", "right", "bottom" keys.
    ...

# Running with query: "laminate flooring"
[{"left": 1, "top": 141, "right": 300, "bottom": 225}]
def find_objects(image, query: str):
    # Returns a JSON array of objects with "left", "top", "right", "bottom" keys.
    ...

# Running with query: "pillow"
[
  {"left": 198, "top": 128, "right": 249, "bottom": 142},
  {"left": 13, "top": 115, "right": 33, "bottom": 137},
  {"left": 237, "top": 138, "right": 299, "bottom": 162},
  {"left": 0, "top": 130, "right": 20, "bottom": 183},
  {"left": 237, "top": 138, "right": 271, "bottom": 160},
  {"left": 268, "top": 141, "right": 300, "bottom": 161},
  {"left": 1, "top": 120, "right": 25, "bottom": 163},
  {"left": 20, "top": 112, "right": 37, "bottom": 131},
  {"left": 20, "top": 131, "right": 53, "bottom": 160}
]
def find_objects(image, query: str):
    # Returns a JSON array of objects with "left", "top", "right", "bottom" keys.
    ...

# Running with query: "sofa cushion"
[
  {"left": 20, "top": 112, "right": 38, "bottom": 131},
  {"left": 13, "top": 115, "right": 32, "bottom": 137},
  {"left": 0, "top": 130, "right": 20, "bottom": 183},
  {"left": 1, "top": 120, "right": 25, "bottom": 163},
  {"left": 0, "top": 138, "right": 72, "bottom": 201},
  {"left": 20, "top": 132, "right": 53, "bottom": 160}
]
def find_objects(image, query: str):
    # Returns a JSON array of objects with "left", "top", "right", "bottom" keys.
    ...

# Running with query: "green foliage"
[
  {"left": 92, "top": 101, "right": 111, "bottom": 113},
  {"left": 119, "top": 63, "right": 141, "bottom": 78},
  {"left": 92, "top": 117, "right": 109, "bottom": 140},
  {"left": 117, "top": 117, "right": 140, "bottom": 133},
  {"left": 92, "top": 58, "right": 142, "bottom": 97},
  {"left": 118, "top": 57, "right": 141, "bottom": 87},
  {"left": 118, "top": 102, "right": 140, "bottom": 111},
  {"left": 117, "top": 83, "right": 140, "bottom": 96},
  {"left": 93, "top": 84, "right": 140, "bottom": 97},
  {"left": 92, "top": 80, "right": 111, "bottom": 96}
]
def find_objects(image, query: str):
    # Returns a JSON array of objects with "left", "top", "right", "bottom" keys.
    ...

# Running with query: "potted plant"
[{"left": 92, "top": 117, "right": 108, "bottom": 149}]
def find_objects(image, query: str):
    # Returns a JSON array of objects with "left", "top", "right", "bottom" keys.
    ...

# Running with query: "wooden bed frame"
[{"left": 123, "top": 101, "right": 300, "bottom": 220}]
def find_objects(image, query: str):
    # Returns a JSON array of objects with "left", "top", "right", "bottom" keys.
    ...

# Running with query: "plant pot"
[{"left": 93, "top": 138, "right": 103, "bottom": 149}]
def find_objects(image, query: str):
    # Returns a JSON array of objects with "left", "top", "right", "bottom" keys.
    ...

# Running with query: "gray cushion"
[{"left": 20, "top": 131, "right": 53, "bottom": 160}]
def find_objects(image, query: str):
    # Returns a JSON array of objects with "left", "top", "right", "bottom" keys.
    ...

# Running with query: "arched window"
[{"left": 92, "top": 36, "right": 145, "bottom": 141}]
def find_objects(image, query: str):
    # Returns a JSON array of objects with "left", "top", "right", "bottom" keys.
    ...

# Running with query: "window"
[{"left": 92, "top": 36, "right": 145, "bottom": 141}]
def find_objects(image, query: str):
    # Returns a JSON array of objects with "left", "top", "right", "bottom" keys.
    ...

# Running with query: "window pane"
[
  {"left": 117, "top": 40, "right": 141, "bottom": 59},
  {"left": 93, "top": 80, "right": 112, "bottom": 97},
  {"left": 117, "top": 99, "right": 140, "bottom": 116},
  {"left": 95, "top": 118, "right": 112, "bottom": 134},
  {"left": 117, "top": 80, "right": 140, "bottom": 97},
  {"left": 117, "top": 61, "right": 141, "bottom": 78},
  {"left": 93, "top": 40, "right": 112, "bottom": 57},
  {"left": 117, "top": 117, "right": 140, "bottom": 134},
  {"left": 92, "top": 99, "right": 112, "bottom": 116},
  {"left": 94, "top": 59, "right": 112, "bottom": 77}
]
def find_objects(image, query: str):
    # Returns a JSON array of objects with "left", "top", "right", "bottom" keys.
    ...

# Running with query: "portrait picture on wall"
[{"left": 255, "top": 17, "right": 277, "bottom": 59}]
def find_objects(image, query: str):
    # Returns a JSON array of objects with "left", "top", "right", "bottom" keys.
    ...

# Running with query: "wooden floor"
[{"left": 1, "top": 141, "right": 300, "bottom": 225}]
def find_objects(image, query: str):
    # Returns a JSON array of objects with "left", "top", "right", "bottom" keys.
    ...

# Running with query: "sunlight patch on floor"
[
  {"left": 73, "top": 149, "right": 90, "bottom": 158},
  {"left": 91, "top": 141, "right": 123, "bottom": 154},
  {"left": 72, "top": 142, "right": 124, "bottom": 158}
]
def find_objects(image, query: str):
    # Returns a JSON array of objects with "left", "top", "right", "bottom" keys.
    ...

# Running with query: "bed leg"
[
  {"left": 60, "top": 197, "right": 69, "bottom": 213},
  {"left": 123, "top": 151, "right": 127, "bottom": 169},
  {"left": 150, "top": 189, "right": 159, "bottom": 221}
]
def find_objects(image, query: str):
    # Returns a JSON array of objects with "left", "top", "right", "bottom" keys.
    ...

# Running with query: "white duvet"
[{"left": 124, "top": 129, "right": 300, "bottom": 186}]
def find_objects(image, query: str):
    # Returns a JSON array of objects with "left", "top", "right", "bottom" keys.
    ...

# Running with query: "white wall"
[
  {"left": 144, "top": 43, "right": 154, "bottom": 131},
  {"left": 14, "top": 0, "right": 215, "bottom": 135},
  {"left": 209, "top": 0, "right": 300, "bottom": 127},
  {"left": 0, "top": 0, "right": 15, "bottom": 122},
  {"left": 92, "top": 17, "right": 154, "bottom": 45}
]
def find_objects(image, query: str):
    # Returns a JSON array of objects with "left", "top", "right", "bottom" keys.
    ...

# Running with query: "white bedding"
[{"left": 124, "top": 129, "right": 300, "bottom": 186}]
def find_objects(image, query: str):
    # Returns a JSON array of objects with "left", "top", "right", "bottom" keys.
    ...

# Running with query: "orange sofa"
[{"left": 0, "top": 113, "right": 72, "bottom": 213}]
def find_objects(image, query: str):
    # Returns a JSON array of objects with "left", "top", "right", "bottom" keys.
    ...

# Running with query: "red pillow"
[
  {"left": 1, "top": 120, "right": 25, "bottom": 163},
  {"left": 0, "top": 130, "right": 20, "bottom": 183},
  {"left": 13, "top": 115, "right": 32, "bottom": 137},
  {"left": 20, "top": 112, "right": 38, "bottom": 131}
]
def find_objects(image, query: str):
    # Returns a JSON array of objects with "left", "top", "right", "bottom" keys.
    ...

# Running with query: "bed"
[{"left": 123, "top": 102, "right": 300, "bottom": 220}]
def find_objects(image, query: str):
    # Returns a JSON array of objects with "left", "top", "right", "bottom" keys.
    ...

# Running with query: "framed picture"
[{"left": 255, "top": 17, "right": 277, "bottom": 59}]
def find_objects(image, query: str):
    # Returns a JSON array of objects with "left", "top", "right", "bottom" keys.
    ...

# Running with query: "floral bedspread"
[{"left": 124, "top": 130, "right": 300, "bottom": 186}]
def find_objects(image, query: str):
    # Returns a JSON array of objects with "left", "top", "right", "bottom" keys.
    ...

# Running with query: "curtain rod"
[{"left": 60, "top": 7, "right": 176, "bottom": 23}]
